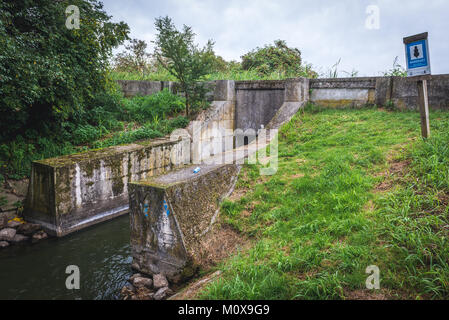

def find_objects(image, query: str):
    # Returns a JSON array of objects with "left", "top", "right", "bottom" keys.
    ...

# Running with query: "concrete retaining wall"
[
  {"left": 310, "top": 75, "right": 449, "bottom": 110},
  {"left": 235, "top": 78, "right": 309, "bottom": 133},
  {"left": 25, "top": 139, "right": 187, "bottom": 236},
  {"left": 129, "top": 163, "right": 241, "bottom": 283},
  {"left": 25, "top": 81, "right": 237, "bottom": 237},
  {"left": 117, "top": 75, "right": 449, "bottom": 111},
  {"left": 187, "top": 80, "right": 236, "bottom": 162},
  {"left": 117, "top": 80, "right": 166, "bottom": 97}
]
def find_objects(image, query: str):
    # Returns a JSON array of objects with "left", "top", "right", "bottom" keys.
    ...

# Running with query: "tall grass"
[
  {"left": 109, "top": 69, "right": 315, "bottom": 82},
  {"left": 199, "top": 106, "right": 449, "bottom": 300}
]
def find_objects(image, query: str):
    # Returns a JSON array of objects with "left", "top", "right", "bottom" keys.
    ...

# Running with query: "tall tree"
[
  {"left": 0, "top": 0, "right": 129, "bottom": 139},
  {"left": 153, "top": 16, "right": 214, "bottom": 116},
  {"left": 114, "top": 38, "right": 151, "bottom": 74}
]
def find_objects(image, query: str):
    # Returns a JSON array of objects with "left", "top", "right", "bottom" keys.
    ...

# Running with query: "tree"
[
  {"left": 241, "top": 40, "right": 316, "bottom": 78},
  {"left": 114, "top": 38, "right": 151, "bottom": 74},
  {"left": 153, "top": 16, "right": 214, "bottom": 116},
  {"left": 0, "top": 0, "right": 129, "bottom": 140}
]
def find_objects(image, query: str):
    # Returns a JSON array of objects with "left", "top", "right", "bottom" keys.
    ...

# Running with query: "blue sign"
[
  {"left": 406, "top": 40, "right": 428, "bottom": 69},
  {"left": 404, "top": 35, "right": 431, "bottom": 77}
]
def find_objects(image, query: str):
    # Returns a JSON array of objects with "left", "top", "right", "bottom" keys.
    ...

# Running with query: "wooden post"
[{"left": 417, "top": 79, "right": 430, "bottom": 139}]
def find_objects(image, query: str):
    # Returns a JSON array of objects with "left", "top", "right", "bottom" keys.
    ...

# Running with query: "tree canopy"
[
  {"left": 153, "top": 16, "right": 214, "bottom": 116},
  {"left": 0, "top": 0, "right": 129, "bottom": 139},
  {"left": 241, "top": 40, "right": 316, "bottom": 78}
]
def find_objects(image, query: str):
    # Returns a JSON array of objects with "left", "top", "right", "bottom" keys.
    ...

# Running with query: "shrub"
[
  {"left": 0, "top": 0, "right": 129, "bottom": 140},
  {"left": 121, "top": 89, "right": 185, "bottom": 124},
  {"left": 241, "top": 40, "right": 317, "bottom": 78}
]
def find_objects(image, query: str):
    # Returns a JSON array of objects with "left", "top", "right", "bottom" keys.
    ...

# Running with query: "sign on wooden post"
[{"left": 403, "top": 32, "right": 431, "bottom": 138}]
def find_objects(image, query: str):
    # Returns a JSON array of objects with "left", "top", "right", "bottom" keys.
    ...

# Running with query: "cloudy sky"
[{"left": 102, "top": 0, "right": 449, "bottom": 77}]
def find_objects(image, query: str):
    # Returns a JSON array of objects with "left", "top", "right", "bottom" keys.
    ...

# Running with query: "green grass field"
[
  {"left": 199, "top": 105, "right": 449, "bottom": 300},
  {"left": 109, "top": 69, "right": 310, "bottom": 82}
]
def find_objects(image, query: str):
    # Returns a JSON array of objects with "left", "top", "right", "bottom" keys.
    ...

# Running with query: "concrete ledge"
[
  {"left": 235, "top": 80, "right": 286, "bottom": 90},
  {"left": 310, "top": 76, "right": 449, "bottom": 110},
  {"left": 129, "top": 163, "right": 241, "bottom": 282},
  {"left": 116, "top": 80, "right": 164, "bottom": 97},
  {"left": 310, "top": 77, "right": 378, "bottom": 89}
]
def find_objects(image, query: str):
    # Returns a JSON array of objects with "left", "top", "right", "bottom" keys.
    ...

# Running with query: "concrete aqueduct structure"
[{"left": 24, "top": 75, "right": 449, "bottom": 281}]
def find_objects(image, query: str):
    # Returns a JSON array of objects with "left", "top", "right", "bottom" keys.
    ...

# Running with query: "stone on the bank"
[
  {"left": 129, "top": 273, "right": 142, "bottom": 282},
  {"left": 121, "top": 284, "right": 135, "bottom": 300},
  {"left": 31, "top": 230, "right": 48, "bottom": 242},
  {"left": 132, "top": 276, "right": 153, "bottom": 289},
  {"left": 135, "top": 287, "right": 154, "bottom": 300},
  {"left": 0, "top": 228, "right": 16, "bottom": 241},
  {"left": 7, "top": 220, "right": 22, "bottom": 229},
  {"left": 17, "top": 223, "right": 42, "bottom": 236},
  {"left": 6, "top": 179, "right": 29, "bottom": 198},
  {"left": 0, "top": 216, "right": 8, "bottom": 229},
  {"left": 0, "top": 241, "right": 9, "bottom": 248},
  {"left": 154, "top": 287, "right": 173, "bottom": 301},
  {"left": 11, "top": 234, "right": 29, "bottom": 243},
  {"left": 153, "top": 274, "right": 168, "bottom": 289}
]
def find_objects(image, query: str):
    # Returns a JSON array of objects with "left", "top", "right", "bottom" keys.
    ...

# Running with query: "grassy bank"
[{"left": 199, "top": 105, "right": 449, "bottom": 300}]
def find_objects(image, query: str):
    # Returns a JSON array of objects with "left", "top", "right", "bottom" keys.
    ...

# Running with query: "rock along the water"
[
  {"left": 132, "top": 276, "right": 153, "bottom": 289},
  {"left": 0, "top": 228, "right": 16, "bottom": 241},
  {"left": 0, "top": 241, "right": 9, "bottom": 248},
  {"left": 154, "top": 287, "right": 173, "bottom": 301},
  {"left": 153, "top": 274, "right": 169, "bottom": 289}
]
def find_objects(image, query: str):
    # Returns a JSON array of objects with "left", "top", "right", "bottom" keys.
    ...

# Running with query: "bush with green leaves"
[
  {"left": 121, "top": 89, "right": 186, "bottom": 124},
  {"left": 0, "top": 86, "right": 187, "bottom": 179},
  {"left": 0, "top": 0, "right": 129, "bottom": 141},
  {"left": 241, "top": 40, "right": 317, "bottom": 78},
  {"left": 153, "top": 16, "right": 214, "bottom": 116}
]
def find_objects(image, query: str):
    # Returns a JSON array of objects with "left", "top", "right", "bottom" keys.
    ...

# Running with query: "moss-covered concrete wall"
[
  {"left": 129, "top": 163, "right": 241, "bottom": 283},
  {"left": 25, "top": 139, "right": 186, "bottom": 236},
  {"left": 310, "top": 75, "right": 449, "bottom": 110}
]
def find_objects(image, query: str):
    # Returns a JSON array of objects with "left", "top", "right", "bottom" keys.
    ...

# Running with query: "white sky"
[{"left": 102, "top": 0, "right": 449, "bottom": 76}]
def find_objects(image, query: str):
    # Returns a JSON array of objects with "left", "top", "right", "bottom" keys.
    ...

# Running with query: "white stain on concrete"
[{"left": 75, "top": 164, "right": 82, "bottom": 208}]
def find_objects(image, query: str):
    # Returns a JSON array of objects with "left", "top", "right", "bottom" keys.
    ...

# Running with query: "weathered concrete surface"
[
  {"left": 267, "top": 78, "right": 309, "bottom": 129},
  {"left": 235, "top": 79, "right": 308, "bottom": 132},
  {"left": 310, "top": 75, "right": 449, "bottom": 110},
  {"left": 310, "top": 78, "right": 376, "bottom": 108},
  {"left": 24, "top": 139, "right": 187, "bottom": 237},
  {"left": 389, "top": 75, "right": 449, "bottom": 110},
  {"left": 129, "top": 163, "right": 241, "bottom": 282},
  {"left": 186, "top": 80, "right": 236, "bottom": 162},
  {"left": 234, "top": 79, "right": 308, "bottom": 145},
  {"left": 116, "top": 80, "right": 164, "bottom": 97},
  {"left": 235, "top": 81, "right": 285, "bottom": 133}
]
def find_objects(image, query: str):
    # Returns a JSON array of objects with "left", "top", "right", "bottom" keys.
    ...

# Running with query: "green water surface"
[{"left": 0, "top": 215, "right": 132, "bottom": 300}]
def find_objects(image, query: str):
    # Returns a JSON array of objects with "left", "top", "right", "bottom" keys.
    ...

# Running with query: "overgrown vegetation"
[
  {"left": 111, "top": 36, "right": 318, "bottom": 82},
  {"left": 198, "top": 106, "right": 449, "bottom": 300},
  {"left": 0, "top": 4, "right": 192, "bottom": 181},
  {"left": 0, "top": 0, "right": 129, "bottom": 139},
  {"left": 0, "top": 88, "right": 187, "bottom": 179},
  {"left": 241, "top": 40, "right": 317, "bottom": 78},
  {"left": 383, "top": 56, "right": 408, "bottom": 77}
]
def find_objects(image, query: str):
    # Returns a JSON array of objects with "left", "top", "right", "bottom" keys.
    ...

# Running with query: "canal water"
[{"left": 0, "top": 215, "right": 132, "bottom": 300}]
